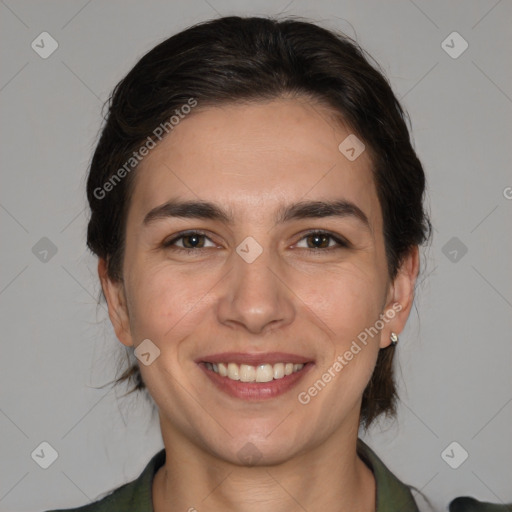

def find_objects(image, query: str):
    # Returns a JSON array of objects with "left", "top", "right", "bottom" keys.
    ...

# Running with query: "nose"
[{"left": 216, "top": 244, "right": 295, "bottom": 335}]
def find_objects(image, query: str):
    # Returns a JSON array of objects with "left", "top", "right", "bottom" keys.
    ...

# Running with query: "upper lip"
[{"left": 196, "top": 352, "right": 314, "bottom": 366}]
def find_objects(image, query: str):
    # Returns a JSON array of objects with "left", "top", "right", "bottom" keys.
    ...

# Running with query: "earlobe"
[
  {"left": 380, "top": 246, "right": 420, "bottom": 349},
  {"left": 97, "top": 258, "right": 133, "bottom": 347}
]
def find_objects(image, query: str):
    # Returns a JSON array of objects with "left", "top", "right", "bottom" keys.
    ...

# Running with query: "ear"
[
  {"left": 98, "top": 258, "right": 133, "bottom": 347},
  {"left": 379, "top": 246, "right": 420, "bottom": 349}
]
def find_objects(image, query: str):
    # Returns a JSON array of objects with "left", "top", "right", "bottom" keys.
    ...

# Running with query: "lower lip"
[{"left": 199, "top": 363, "right": 314, "bottom": 401}]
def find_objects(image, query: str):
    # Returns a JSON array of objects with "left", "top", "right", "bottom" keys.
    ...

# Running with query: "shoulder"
[
  {"left": 356, "top": 438, "right": 420, "bottom": 512},
  {"left": 449, "top": 497, "right": 512, "bottom": 512},
  {"left": 43, "top": 449, "right": 166, "bottom": 512}
]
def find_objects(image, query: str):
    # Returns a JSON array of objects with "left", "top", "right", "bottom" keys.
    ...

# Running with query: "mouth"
[
  {"left": 196, "top": 352, "right": 314, "bottom": 400},
  {"left": 205, "top": 361, "right": 305, "bottom": 382}
]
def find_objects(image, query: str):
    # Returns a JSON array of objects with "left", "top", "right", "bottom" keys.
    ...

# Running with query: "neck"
[{"left": 152, "top": 416, "right": 375, "bottom": 512}]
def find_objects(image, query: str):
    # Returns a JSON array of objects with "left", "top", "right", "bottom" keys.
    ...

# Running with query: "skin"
[{"left": 99, "top": 97, "right": 419, "bottom": 512}]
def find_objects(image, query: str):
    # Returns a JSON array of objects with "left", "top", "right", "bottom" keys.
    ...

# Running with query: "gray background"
[{"left": 1, "top": 1, "right": 511, "bottom": 511}]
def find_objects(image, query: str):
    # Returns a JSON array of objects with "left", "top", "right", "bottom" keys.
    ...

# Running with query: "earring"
[{"left": 390, "top": 332, "right": 399, "bottom": 346}]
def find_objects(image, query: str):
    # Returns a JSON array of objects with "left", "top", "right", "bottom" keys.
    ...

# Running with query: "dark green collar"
[
  {"left": 357, "top": 438, "right": 419, "bottom": 511},
  {"left": 47, "top": 439, "right": 419, "bottom": 511}
]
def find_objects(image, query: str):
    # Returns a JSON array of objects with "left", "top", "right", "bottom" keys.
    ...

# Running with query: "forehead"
[{"left": 129, "top": 98, "right": 381, "bottom": 228}]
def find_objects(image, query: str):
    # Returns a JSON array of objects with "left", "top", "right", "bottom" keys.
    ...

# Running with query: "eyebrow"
[{"left": 143, "top": 199, "right": 370, "bottom": 229}]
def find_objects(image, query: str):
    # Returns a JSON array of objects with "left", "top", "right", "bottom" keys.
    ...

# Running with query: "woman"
[{"left": 45, "top": 15, "right": 505, "bottom": 512}]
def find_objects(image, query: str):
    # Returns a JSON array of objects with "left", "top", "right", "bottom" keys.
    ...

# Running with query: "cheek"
[
  {"left": 296, "top": 272, "right": 382, "bottom": 423},
  {"left": 295, "top": 262, "right": 387, "bottom": 343},
  {"left": 292, "top": 262, "right": 386, "bottom": 402},
  {"left": 124, "top": 262, "right": 219, "bottom": 344}
]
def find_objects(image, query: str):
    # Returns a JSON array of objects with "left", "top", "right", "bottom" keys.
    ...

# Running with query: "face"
[{"left": 100, "top": 98, "right": 417, "bottom": 465}]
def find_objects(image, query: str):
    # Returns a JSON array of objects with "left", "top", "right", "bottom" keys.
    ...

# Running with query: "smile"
[
  {"left": 205, "top": 362, "right": 305, "bottom": 382},
  {"left": 197, "top": 352, "right": 314, "bottom": 400}
]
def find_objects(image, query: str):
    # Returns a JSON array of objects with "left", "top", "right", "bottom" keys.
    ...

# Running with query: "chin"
[{"left": 208, "top": 426, "right": 311, "bottom": 467}]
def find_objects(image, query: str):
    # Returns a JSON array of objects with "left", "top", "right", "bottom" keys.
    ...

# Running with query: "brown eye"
[
  {"left": 181, "top": 234, "right": 206, "bottom": 248},
  {"left": 306, "top": 233, "right": 331, "bottom": 249},
  {"left": 296, "top": 231, "right": 349, "bottom": 251},
  {"left": 163, "top": 231, "right": 215, "bottom": 250}
]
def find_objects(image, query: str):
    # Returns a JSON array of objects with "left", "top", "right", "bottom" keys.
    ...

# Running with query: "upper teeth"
[{"left": 205, "top": 362, "right": 305, "bottom": 382}]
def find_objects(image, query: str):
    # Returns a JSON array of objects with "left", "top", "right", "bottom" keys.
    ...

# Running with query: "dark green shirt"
[
  {"left": 45, "top": 439, "right": 419, "bottom": 511},
  {"left": 44, "top": 439, "right": 511, "bottom": 512}
]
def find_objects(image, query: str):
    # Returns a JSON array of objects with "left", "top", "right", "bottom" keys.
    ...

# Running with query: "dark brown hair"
[{"left": 88, "top": 16, "right": 431, "bottom": 429}]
